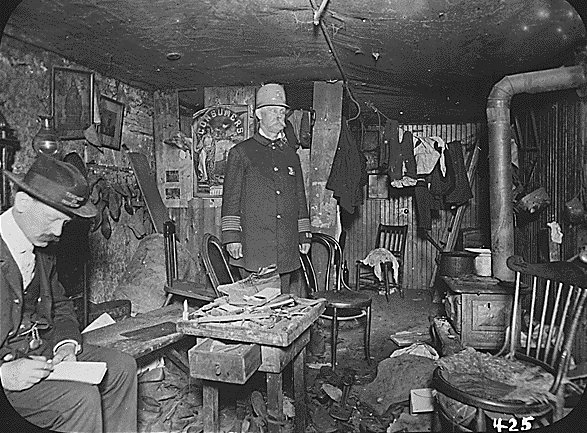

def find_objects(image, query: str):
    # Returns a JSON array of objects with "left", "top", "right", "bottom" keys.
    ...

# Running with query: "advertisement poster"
[{"left": 192, "top": 105, "right": 251, "bottom": 196}]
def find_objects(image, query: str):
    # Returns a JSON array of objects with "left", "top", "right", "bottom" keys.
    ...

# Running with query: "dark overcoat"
[
  {"left": 221, "top": 132, "right": 311, "bottom": 273},
  {"left": 0, "top": 237, "right": 82, "bottom": 363}
]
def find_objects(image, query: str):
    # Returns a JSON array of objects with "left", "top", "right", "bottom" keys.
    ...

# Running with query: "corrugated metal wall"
[
  {"left": 345, "top": 123, "right": 487, "bottom": 292},
  {"left": 513, "top": 90, "right": 583, "bottom": 262},
  {"left": 512, "top": 90, "right": 586, "bottom": 364}
]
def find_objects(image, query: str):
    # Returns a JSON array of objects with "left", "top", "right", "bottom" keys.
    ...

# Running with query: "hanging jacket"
[
  {"left": 444, "top": 140, "right": 473, "bottom": 206},
  {"left": 326, "top": 120, "right": 368, "bottom": 214},
  {"left": 382, "top": 119, "right": 401, "bottom": 180},
  {"left": 400, "top": 130, "right": 417, "bottom": 179}
]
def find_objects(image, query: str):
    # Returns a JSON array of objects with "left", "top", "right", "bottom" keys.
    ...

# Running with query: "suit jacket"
[
  {"left": 221, "top": 132, "right": 311, "bottom": 273},
  {"left": 0, "top": 237, "right": 82, "bottom": 363}
]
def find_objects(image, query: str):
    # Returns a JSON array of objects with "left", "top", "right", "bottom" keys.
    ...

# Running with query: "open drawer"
[{"left": 188, "top": 338, "right": 261, "bottom": 384}]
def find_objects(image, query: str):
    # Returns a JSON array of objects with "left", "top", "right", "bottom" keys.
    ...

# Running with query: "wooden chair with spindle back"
[
  {"left": 432, "top": 255, "right": 587, "bottom": 431},
  {"left": 355, "top": 224, "right": 408, "bottom": 300}
]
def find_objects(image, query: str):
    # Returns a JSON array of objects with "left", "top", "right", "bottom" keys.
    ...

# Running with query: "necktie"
[{"left": 21, "top": 248, "right": 36, "bottom": 290}]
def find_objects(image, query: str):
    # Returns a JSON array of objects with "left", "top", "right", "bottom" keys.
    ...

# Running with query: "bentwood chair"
[
  {"left": 201, "top": 232, "right": 242, "bottom": 290},
  {"left": 162, "top": 221, "right": 218, "bottom": 306},
  {"left": 300, "top": 232, "right": 372, "bottom": 370},
  {"left": 355, "top": 224, "right": 408, "bottom": 300},
  {"left": 432, "top": 255, "right": 587, "bottom": 431}
]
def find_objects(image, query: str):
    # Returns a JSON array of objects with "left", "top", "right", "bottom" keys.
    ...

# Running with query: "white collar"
[
  {"left": 0, "top": 208, "right": 34, "bottom": 255},
  {"left": 259, "top": 128, "right": 285, "bottom": 141}
]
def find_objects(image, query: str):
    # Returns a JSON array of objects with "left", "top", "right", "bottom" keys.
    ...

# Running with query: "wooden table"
[
  {"left": 83, "top": 304, "right": 191, "bottom": 364},
  {"left": 177, "top": 297, "right": 326, "bottom": 433}
]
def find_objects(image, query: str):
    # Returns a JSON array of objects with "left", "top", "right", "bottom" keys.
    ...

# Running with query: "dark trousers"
[
  {"left": 279, "top": 272, "right": 292, "bottom": 295},
  {"left": 5, "top": 344, "right": 137, "bottom": 433}
]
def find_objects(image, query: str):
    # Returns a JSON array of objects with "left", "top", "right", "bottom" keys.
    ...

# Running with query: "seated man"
[{"left": 0, "top": 154, "right": 137, "bottom": 432}]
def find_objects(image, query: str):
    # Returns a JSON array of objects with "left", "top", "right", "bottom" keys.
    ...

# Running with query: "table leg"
[
  {"left": 266, "top": 372, "right": 284, "bottom": 433},
  {"left": 293, "top": 346, "right": 307, "bottom": 433},
  {"left": 202, "top": 380, "right": 219, "bottom": 433}
]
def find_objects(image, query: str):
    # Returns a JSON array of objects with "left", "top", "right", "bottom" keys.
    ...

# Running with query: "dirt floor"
[
  {"left": 303, "top": 288, "right": 442, "bottom": 433},
  {"left": 136, "top": 288, "right": 443, "bottom": 433}
]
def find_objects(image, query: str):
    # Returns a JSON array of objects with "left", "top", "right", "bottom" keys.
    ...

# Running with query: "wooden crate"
[{"left": 189, "top": 338, "right": 261, "bottom": 384}]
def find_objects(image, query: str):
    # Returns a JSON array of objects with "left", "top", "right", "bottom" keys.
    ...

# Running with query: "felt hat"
[
  {"left": 256, "top": 83, "right": 289, "bottom": 109},
  {"left": 3, "top": 154, "right": 97, "bottom": 218}
]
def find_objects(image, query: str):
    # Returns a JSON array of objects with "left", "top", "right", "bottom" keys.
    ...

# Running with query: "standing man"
[
  {"left": 0, "top": 154, "right": 137, "bottom": 432},
  {"left": 221, "top": 83, "right": 311, "bottom": 294}
]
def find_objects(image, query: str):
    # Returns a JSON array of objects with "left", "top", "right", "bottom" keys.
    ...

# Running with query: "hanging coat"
[
  {"left": 444, "top": 140, "right": 473, "bottom": 206},
  {"left": 326, "top": 120, "right": 368, "bottom": 214},
  {"left": 382, "top": 119, "right": 401, "bottom": 180}
]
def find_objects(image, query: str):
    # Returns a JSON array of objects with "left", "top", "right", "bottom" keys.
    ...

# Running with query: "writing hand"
[
  {"left": 52, "top": 343, "right": 77, "bottom": 365},
  {"left": 0, "top": 356, "right": 53, "bottom": 391},
  {"left": 226, "top": 242, "right": 243, "bottom": 259}
]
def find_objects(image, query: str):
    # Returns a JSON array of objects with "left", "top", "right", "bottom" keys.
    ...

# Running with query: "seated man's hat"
[{"left": 3, "top": 154, "right": 97, "bottom": 218}]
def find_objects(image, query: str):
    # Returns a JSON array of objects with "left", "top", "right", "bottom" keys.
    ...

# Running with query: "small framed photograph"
[
  {"left": 165, "top": 170, "right": 180, "bottom": 183},
  {"left": 364, "top": 150, "right": 380, "bottom": 172},
  {"left": 368, "top": 174, "right": 389, "bottom": 199},
  {"left": 51, "top": 67, "right": 94, "bottom": 140},
  {"left": 98, "top": 96, "right": 125, "bottom": 150}
]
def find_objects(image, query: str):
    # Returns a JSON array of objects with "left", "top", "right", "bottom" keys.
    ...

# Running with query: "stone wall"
[{"left": 0, "top": 35, "right": 157, "bottom": 303}]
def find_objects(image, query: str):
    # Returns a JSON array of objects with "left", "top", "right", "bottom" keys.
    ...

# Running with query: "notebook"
[{"left": 46, "top": 361, "right": 107, "bottom": 384}]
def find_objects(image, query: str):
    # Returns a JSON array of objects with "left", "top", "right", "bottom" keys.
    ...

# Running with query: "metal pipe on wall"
[{"left": 487, "top": 65, "right": 587, "bottom": 281}]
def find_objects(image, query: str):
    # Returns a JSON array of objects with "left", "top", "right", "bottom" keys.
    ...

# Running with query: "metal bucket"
[
  {"left": 465, "top": 248, "right": 492, "bottom": 276},
  {"left": 438, "top": 252, "right": 476, "bottom": 277}
]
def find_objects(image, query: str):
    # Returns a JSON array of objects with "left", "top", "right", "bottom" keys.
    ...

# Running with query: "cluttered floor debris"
[{"left": 137, "top": 289, "right": 441, "bottom": 433}]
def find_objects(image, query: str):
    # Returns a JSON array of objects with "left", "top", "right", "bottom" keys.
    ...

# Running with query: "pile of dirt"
[{"left": 358, "top": 354, "right": 436, "bottom": 416}]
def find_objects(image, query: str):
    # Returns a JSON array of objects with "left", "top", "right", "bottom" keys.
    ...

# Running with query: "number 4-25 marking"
[{"left": 493, "top": 416, "right": 535, "bottom": 432}]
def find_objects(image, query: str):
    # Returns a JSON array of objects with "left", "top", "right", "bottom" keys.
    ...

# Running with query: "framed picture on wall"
[
  {"left": 368, "top": 173, "right": 389, "bottom": 199},
  {"left": 98, "top": 96, "right": 125, "bottom": 150},
  {"left": 51, "top": 67, "right": 94, "bottom": 140}
]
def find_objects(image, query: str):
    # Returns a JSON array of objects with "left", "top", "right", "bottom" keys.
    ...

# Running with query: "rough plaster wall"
[{"left": 0, "top": 35, "right": 155, "bottom": 303}]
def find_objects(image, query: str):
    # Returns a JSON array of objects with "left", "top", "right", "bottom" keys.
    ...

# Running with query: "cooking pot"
[{"left": 438, "top": 251, "right": 476, "bottom": 277}]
